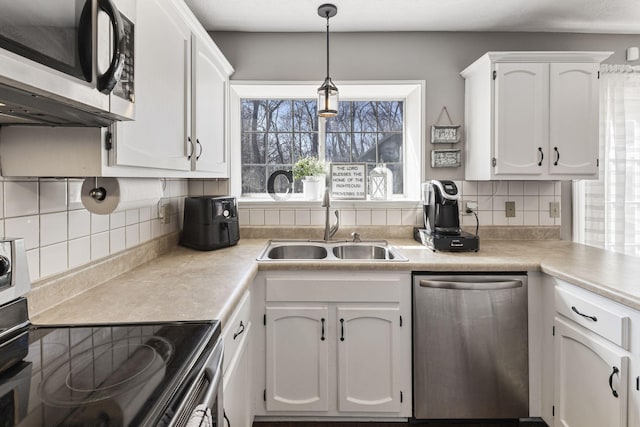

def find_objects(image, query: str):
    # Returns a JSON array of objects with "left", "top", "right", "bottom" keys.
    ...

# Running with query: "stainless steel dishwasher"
[{"left": 412, "top": 273, "right": 529, "bottom": 420}]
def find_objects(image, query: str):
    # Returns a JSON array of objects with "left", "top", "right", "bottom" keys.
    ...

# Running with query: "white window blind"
[{"left": 574, "top": 65, "right": 640, "bottom": 257}]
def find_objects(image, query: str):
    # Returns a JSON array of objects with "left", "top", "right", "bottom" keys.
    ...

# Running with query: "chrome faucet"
[{"left": 322, "top": 188, "right": 339, "bottom": 241}]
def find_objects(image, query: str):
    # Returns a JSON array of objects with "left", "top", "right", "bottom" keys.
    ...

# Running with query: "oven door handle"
[
  {"left": 201, "top": 342, "right": 224, "bottom": 408},
  {"left": 171, "top": 340, "right": 223, "bottom": 425}
]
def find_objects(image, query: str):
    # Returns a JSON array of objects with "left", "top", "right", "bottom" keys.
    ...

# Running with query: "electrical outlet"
[
  {"left": 464, "top": 200, "right": 478, "bottom": 214},
  {"left": 505, "top": 201, "right": 516, "bottom": 218},
  {"left": 549, "top": 201, "right": 560, "bottom": 218},
  {"left": 160, "top": 203, "right": 172, "bottom": 225}
]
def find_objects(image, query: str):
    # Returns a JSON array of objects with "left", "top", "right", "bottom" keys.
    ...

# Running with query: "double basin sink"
[{"left": 257, "top": 240, "right": 408, "bottom": 262}]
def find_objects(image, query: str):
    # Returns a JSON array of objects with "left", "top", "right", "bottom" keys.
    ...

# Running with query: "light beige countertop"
[{"left": 31, "top": 238, "right": 640, "bottom": 326}]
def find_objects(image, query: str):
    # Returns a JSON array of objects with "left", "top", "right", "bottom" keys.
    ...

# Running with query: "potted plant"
[{"left": 293, "top": 156, "right": 326, "bottom": 200}]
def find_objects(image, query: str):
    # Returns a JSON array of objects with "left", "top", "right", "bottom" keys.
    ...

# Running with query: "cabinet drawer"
[
  {"left": 222, "top": 290, "right": 251, "bottom": 374},
  {"left": 555, "top": 285, "right": 629, "bottom": 349}
]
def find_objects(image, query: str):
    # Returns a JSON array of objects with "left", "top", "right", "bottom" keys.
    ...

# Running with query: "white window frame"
[{"left": 229, "top": 81, "right": 425, "bottom": 207}]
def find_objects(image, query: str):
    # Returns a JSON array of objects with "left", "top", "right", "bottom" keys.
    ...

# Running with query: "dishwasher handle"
[{"left": 419, "top": 278, "right": 523, "bottom": 291}]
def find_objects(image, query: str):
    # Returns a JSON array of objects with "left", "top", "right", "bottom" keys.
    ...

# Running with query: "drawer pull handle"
[
  {"left": 321, "top": 318, "right": 326, "bottom": 341},
  {"left": 340, "top": 318, "right": 345, "bottom": 342},
  {"left": 233, "top": 321, "right": 245, "bottom": 340},
  {"left": 571, "top": 306, "right": 598, "bottom": 322},
  {"left": 609, "top": 366, "right": 620, "bottom": 398},
  {"left": 554, "top": 146, "right": 560, "bottom": 166}
]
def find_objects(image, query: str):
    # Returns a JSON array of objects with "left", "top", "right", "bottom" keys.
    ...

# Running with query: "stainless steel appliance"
[
  {"left": 412, "top": 272, "right": 529, "bottom": 420},
  {"left": 0, "top": 0, "right": 135, "bottom": 126},
  {"left": 181, "top": 196, "right": 240, "bottom": 251},
  {"left": 0, "top": 239, "right": 223, "bottom": 426},
  {"left": 418, "top": 180, "right": 479, "bottom": 252}
]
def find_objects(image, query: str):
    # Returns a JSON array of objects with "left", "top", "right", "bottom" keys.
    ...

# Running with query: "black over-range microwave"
[{"left": 0, "top": 0, "right": 135, "bottom": 126}]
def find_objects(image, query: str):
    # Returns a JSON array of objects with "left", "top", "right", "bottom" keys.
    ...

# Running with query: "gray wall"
[{"left": 210, "top": 31, "right": 639, "bottom": 182}]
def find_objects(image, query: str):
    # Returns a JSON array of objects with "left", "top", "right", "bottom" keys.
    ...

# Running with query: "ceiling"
[{"left": 185, "top": 0, "right": 640, "bottom": 34}]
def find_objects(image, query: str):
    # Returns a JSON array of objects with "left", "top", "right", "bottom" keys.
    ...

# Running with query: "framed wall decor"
[
  {"left": 431, "top": 149, "right": 461, "bottom": 168},
  {"left": 330, "top": 163, "right": 367, "bottom": 200},
  {"left": 431, "top": 106, "right": 461, "bottom": 144}
]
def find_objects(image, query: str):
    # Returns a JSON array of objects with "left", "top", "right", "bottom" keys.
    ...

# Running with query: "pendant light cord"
[{"left": 325, "top": 13, "right": 330, "bottom": 79}]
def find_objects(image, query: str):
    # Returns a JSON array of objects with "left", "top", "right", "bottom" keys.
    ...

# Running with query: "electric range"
[{"left": 0, "top": 238, "right": 223, "bottom": 426}]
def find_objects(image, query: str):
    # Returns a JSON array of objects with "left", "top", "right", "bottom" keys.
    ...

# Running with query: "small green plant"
[{"left": 292, "top": 157, "right": 326, "bottom": 181}]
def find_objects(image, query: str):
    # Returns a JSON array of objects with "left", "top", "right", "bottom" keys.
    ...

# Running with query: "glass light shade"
[{"left": 318, "top": 77, "right": 338, "bottom": 118}]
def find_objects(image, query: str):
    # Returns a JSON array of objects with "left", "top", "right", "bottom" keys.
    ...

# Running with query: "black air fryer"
[{"left": 180, "top": 196, "right": 240, "bottom": 250}]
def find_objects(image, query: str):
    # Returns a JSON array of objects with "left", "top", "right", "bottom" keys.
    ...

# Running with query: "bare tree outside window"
[{"left": 241, "top": 99, "right": 404, "bottom": 195}]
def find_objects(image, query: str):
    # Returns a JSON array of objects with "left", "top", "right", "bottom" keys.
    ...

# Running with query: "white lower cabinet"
[
  {"left": 254, "top": 271, "right": 411, "bottom": 420},
  {"left": 554, "top": 316, "right": 629, "bottom": 427},
  {"left": 551, "top": 278, "right": 640, "bottom": 427},
  {"left": 222, "top": 291, "right": 253, "bottom": 427},
  {"left": 266, "top": 306, "right": 330, "bottom": 412},
  {"left": 336, "top": 306, "right": 401, "bottom": 413}
]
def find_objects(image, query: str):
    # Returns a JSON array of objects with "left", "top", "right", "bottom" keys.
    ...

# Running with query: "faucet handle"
[{"left": 351, "top": 232, "right": 361, "bottom": 243}]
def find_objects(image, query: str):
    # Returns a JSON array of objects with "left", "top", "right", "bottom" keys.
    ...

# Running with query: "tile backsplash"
[
  {"left": 9, "top": 177, "right": 558, "bottom": 281},
  {"left": 1, "top": 178, "right": 188, "bottom": 282},
  {"left": 226, "top": 180, "right": 562, "bottom": 228}
]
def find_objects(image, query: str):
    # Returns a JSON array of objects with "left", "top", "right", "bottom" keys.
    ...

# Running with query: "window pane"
[
  {"left": 242, "top": 165, "right": 266, "bottom": 194},
  {"left": 326, "top": 133, "right": 351, "bottom": 162},
  {"left": 377, "top": 101, "right": 403, "bottom": 132},
  {"left": 267, "top": 133, "right": 293, "bottom": 164},
  {"left": 326, "top": 102, "right": 351, "bottom": 132},
  {"left": 266, "top": 100, "right": 292, "bottom": 132},
  {"left": 241, "top": 133, "right": 265, "bottom": 164},
  {"left": 293, "top": 100, "right": 318, "bottom": 132},
  {"left": 240, "top": 96, "right": 405, "bottom": 197},
  {"left": 377, "top": 133, "right": 403, "bottom": 163},
  {"left": 241, "top": 100, "right": 268, "bottom": 132},
  {"left": 352, "top": 133, "right": 376, "bottom": 162},
  {"left": 352, "top": 101, "right": 376, "bottom": 132},
  {"left": 294, "top": 133, "right": 319, "bottom": 161}
]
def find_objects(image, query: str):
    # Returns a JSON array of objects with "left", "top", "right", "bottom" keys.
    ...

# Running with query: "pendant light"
[{"left": 317, "top": 4, "right": 338, "bottom": 118}]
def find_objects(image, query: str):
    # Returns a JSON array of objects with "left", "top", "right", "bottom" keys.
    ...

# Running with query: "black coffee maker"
[
  {"left": 417, "top": 180, "right": 479, "bottom": 252},
  {"left": 423, "top": 180, "right": 461, "bottom": 235}
]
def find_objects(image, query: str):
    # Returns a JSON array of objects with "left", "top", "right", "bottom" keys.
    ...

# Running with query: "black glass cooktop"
[{"left": 0, "top": 320, "right": 219, "bottom": 427}]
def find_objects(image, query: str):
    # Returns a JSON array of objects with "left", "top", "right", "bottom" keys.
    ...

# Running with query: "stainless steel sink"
[
  {"left": 332, "top": 244, "right": 395, "bottom": 260},
  {"left": 257, "top": 240, "right": 407, "bottom": 262},
  {"left": 266, "top": 244, "right": 327, "bottom": 260}
]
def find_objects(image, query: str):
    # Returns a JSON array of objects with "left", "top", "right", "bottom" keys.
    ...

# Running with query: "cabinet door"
[
  {"left": 223, "top": 320, "right": 252, "bottom": 427},
  {"left": 549, "top": 63, "right": 600, "bottom": 176},
  {"left": 192, "top": 36, "right": 228, "bottom": 175},
  {"left": 265, "top": 306, "right": 329, "bottom": 412},
  {"left": 114, "top": 0, "right": 191, "bottom": 171},
  {"left": 494, "top": 63, "right": 548, "bottom": 175},
  {"left": 555, "top": 316, "right": 628, "bottom": 427},
  {"left": 336, "top": 306, "right": 401, "bottom": 413}
]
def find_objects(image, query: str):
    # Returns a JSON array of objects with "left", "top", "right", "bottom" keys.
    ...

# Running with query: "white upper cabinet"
[
  {"left": 461, "top": 51, "right": 612, "bottom": 180},
  {"left": 0, "top": 0, "right": 233, "bottom": 178},
  {"left": 549, "top": 63, "right": 601, "bottom": 176},
  {"left": 190, "top": 34, "right": 231, "bottom": 176},
  {"left": 494, "top": 62, "right": 548, "bottom": 175},
  {"left": 114, "top": 0, "right": 191, "bottom": 171}
]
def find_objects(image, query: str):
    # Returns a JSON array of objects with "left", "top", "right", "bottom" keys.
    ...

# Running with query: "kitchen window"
[
  {"left": 229, "top": 82, "right": 424, "bottom": 202},
  {"left": 573, "top": 65, "right": 640, "bottom": 257}
]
